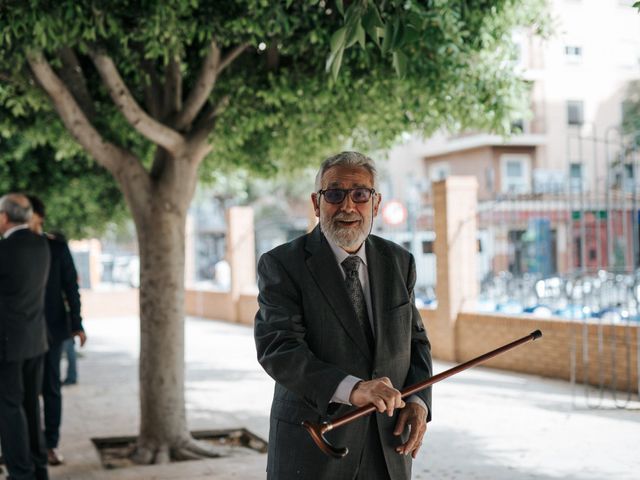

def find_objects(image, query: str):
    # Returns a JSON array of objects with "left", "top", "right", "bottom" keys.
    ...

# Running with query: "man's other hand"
[
  {"left": 72, "top": 330, "right": 87, "bottom": 347},
  {"left": 393, "top": 402, "right": 428, "bottom": 458},
  {"left": 349, "top": 377, "right": 405, "bottom": 416}
]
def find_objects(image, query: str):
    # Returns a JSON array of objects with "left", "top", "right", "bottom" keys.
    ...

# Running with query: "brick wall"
[
  {"left": 80, "top": 289, "right": 139, "bottom": 318},
  {"left": 184, "top": 289, "right": 235, "bottom": 322},
  {"left": 453, "top": 312, "right": 639, "bottom": 394}
]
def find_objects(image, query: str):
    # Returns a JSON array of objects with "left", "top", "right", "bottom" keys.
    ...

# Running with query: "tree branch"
[
  {"left": 26, "top": 52, "right": 126, "bottom": 172},
  {"left": 27, "top": 50, "right": 152, "bottom": 209},
  {"left": 217, "top": 44, "right": 250, "bottom": 75},
  {"left": 139, "top": 57, "right": 163, "bottom": 119},
  {"left": 89, "top": 49, "right": 185, "bottom": 153},
  {"left": 163, "top": 55, "right": 182, "bottom": 119},
  {"left": 56, "top": 47, "right": 96, "bottom": 120},
  {"left": 187, "top": 95, "right": 229, "bottom": 151},
  {"left": 174, "top": 41, "right": 220, "bottom": 131}
]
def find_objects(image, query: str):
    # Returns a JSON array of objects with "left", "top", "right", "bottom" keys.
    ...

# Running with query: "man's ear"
[
  {"left": 373, "top": 193, "right": 382, "bottom": 217},
  {"left": 311, "top": 193, "right": 320, "bottom": 217}
]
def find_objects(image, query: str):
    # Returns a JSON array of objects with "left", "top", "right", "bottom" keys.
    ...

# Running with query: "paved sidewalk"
[{"left": 38, "top": 316, "right": 639, "bottom": 480}]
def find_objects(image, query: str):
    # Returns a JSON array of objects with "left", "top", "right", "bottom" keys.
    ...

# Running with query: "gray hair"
[
  {"left": 314, "top": 151, "right": 378, "bottom": 191},
  {"left": 0, "top": 193, "right": 33, "bottom": 224}
]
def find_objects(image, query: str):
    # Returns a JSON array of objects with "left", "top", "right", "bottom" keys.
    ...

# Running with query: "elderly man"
[
  {"left": 255, "top": 152, "right": 432, "bottom": 480},
  {"left": 0, "top": 193, "right": 50, "bottom": 480}
]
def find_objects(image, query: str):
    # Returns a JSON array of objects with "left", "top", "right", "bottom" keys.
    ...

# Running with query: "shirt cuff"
[
  {"left": 330, "top": 375, "right": 362, "bottom": 405},
  {"left": 406, "top": 394, "right": 428, "bottom": 415}
]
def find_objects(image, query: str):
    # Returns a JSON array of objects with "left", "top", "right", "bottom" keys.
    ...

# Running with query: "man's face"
[
  {"left": 29, "top": 212, "right": 44, "bottom": 234},
  {"left": 311, "top": 165, "right": 381, "bottom": 253}
]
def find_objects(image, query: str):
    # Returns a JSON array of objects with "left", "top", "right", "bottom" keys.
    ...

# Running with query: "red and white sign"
[{"left": 382, "top": 200, "right": 407, "bottom": 226}]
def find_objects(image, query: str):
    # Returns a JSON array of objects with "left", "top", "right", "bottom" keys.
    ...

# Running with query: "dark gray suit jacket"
[
  {"left": 0, "top": 228, "right": 50, "bottom": 362},
  {"left": 255, "top": 226, "right": 432, "bottom": 480}
]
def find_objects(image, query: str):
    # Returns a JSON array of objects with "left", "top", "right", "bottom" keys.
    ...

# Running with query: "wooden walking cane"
[{"left": 302, "top": 329, "right": 543, "bottom": 458}]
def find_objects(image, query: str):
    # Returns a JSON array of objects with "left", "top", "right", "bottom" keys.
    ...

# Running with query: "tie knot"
[{"left": 342, "top": 256, "right": 361, "bottom": 277}]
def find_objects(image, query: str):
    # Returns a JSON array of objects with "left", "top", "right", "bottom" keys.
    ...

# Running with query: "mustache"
[{"left": 332, "top": 213, "right": 362, "bottom": 222}]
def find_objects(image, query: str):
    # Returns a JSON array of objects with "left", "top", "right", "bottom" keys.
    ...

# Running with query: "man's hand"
[
  {"left": 349, "top": 377, "right": 405, "bottom": 416},
  {"left": 394, "top": 402, "right": 428, "bottom": 458},
  {"left": 72, "top": 330, "right": 87, "bottom": 347}
]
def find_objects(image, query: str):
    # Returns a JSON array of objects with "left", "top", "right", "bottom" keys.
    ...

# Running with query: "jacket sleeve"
[
  {"left": 404, "top": 254, "right": 433, "bottom": 421},
  {"left": 60, "top": 241, "right": 83, "bottom": 332},
  {"left": 254, "top": 252, "right": 349, "bottom": 416}
]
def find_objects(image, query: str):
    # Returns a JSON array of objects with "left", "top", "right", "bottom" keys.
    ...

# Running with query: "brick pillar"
[
  {"left": 433, "top": 177, "right": 479, "bottom": 361},
  {"left": 226, "top": 206, "right": 256, "bottom": 321}
]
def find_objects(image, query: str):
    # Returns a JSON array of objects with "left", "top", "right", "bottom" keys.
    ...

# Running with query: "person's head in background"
[
  {"left": 26, "top": 194, "right": 46, "bottom": 235},
  {"left": 0, "top": 193, "right": 33, "bottom": 236}
]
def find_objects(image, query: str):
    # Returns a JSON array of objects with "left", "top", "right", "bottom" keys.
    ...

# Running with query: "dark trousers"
[
  {"left": 42, "top": 341, "right": 64, "bottom": 449},
  {"left": 62, "top": 339, "right": 76, "bottom": 384},
  {"left": 0, "top": 355, "right": 49, "bottom": 480},
  {"left": 355, "top": 416, "right": 392, "bottom": 480}
]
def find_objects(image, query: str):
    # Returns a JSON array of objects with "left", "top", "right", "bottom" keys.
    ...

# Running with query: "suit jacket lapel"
[{"left": 305, "top": 227, "right": 373, "bottom": 362}]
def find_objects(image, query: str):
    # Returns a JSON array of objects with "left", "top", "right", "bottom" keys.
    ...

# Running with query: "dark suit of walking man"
[
  {"left": 27, "top": 195, "right": 86, "bottom": 466},
  {"left": 255, "top": 152, "right": 432, "bottom": 480},
  {"left": 0, "top": 193, "right": 50, "bottom": 480}
]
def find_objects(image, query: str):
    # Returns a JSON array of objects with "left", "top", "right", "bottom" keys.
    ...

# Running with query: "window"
[
  {"left": 429, "top": 161, "right": 450, "bottom": 181},
  {"left": 510, "top": 119, "right": 525, "bottom": 133},
  {"left": 567, "top": 100, "right": 584, "bottom": 126},
  {"left": 485, "top": 167, "right": 495, "bottom": 192},
  {"left": 500, "top": 154, "right": 531, "bottom": 194},
  {"left": 422, "top": 240, "right": 434, "bottom": 254},
  {"left": 569, "top": 162, "right": 583, "bottom": 192},
  {"left": 564, "top": 45, "right": 582, "bottom": 63},
  {"left": 622, "top": 163, "right": 635, "bottom": 192}
]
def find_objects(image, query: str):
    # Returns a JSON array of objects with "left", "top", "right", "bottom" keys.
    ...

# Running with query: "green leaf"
[
  {"left": 345, "top": 23, "right": 361, "bottom": 48},
  {"left": 391, "top": 17, "right": 404, "bottom": 50},
  {"left": 356, "top": 23, "right": 366, "bottom": 49},
  {"left": 330, "top": 26, "right": 346, "bottom": 53},
  {"left": 330, "top": 47, "right": 344, "bottom": 80},
  {"left": 381, "top": 21, "right": 393, "bottom": 54},
  {"left": 362, "top": 4, "right": 383, "bottom": 47},
  {"left": 336, "top": 0, "right": 345, "bottom": 16},
  {"left": 392, "top": 50, "right": 407, "bottom": 78}
]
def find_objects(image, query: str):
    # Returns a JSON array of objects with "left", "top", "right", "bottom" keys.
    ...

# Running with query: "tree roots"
[{"left": 129, "top": 436, "right": 230, "bottom": 465}]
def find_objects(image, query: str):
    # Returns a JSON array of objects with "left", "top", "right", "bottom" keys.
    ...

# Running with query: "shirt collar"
[
  {"left": 3, "top": 224, "right": 29, "bottom": 239},
  {"left": 324, "top": 233, "right": 368, "bottom": 267}
]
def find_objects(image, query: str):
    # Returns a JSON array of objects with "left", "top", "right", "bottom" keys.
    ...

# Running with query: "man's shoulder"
[
  {"left": 368, "top": 234, "right": 411, "bottom": 259},
  {"left": 262, "top": 232, "right": 309, "bottom": 261},
  {"left": 3, "top": 228, "right": 47, "bottom": 246},
  {"left": 45, "top": 232, "right": 70, "bottom": 250}
]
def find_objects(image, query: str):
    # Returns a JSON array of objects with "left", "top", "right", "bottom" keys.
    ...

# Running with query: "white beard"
[{"left": 321, "top": 212, "right": 370, "bottom": 251}]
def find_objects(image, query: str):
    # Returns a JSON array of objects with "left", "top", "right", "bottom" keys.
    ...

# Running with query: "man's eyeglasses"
[{"left": 318, "top": 188, "right": 376, "bottom": 205}]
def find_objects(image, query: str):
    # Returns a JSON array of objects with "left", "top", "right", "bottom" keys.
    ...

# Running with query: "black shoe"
[{"left": 48, "top": 448, "right": 65, "bottom": 466}]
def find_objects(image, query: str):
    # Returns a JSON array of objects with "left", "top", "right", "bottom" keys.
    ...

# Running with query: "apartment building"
[{"left": 381, "top": 0, "right": 640, "bottom": 283}]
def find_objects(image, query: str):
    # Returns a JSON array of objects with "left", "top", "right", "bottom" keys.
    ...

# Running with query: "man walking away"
[
  {"left": 27, "top": 195, "right": 86, "bottom": 466},
  {"left": 0, "top": 193, "right": 50, "bottom": 480}
]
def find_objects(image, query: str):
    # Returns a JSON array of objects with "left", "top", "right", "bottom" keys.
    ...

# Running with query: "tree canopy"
[{"left": 1, "top": 0, "right": 548, "bottom": 229}]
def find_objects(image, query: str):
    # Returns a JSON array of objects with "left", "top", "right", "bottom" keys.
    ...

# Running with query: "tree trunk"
[
  {"left": 135, "top": 203, "right": 189, "bottom": 462},
  {"left": 121, "top": 153, "right": 218, "bottom": 463}
]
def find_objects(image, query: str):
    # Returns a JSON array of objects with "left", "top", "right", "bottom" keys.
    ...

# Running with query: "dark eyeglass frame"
[{"left": 317, "top": 187, "right": 376, "bottom": 205}]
